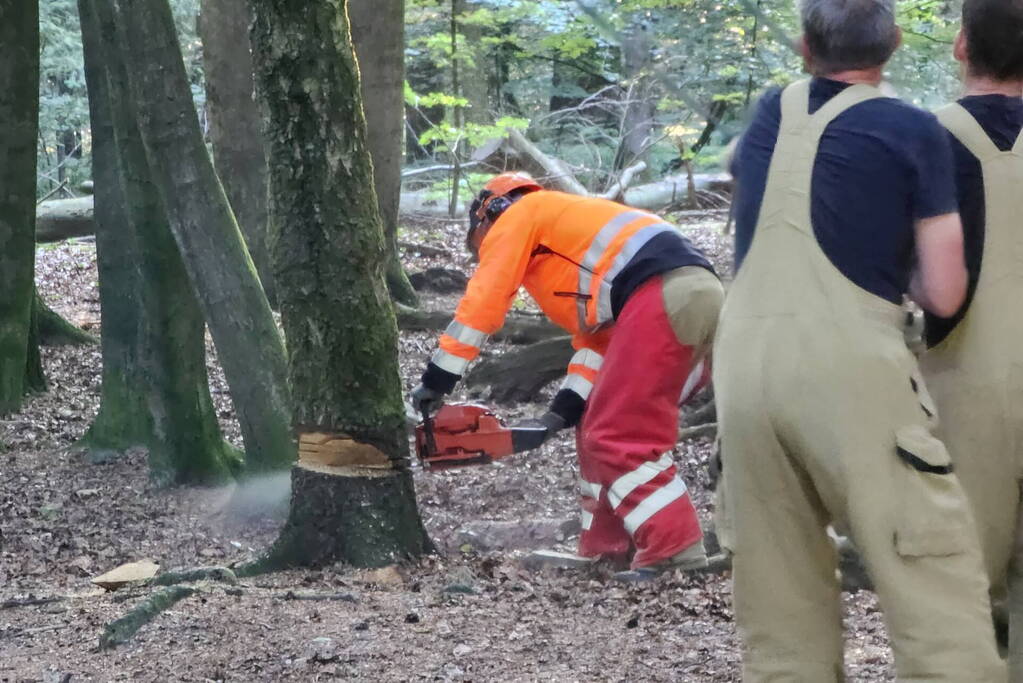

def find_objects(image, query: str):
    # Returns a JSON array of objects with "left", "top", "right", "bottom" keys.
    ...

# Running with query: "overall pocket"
[{"left": 893, "top": 424, "right": 972, "bottom": 557}]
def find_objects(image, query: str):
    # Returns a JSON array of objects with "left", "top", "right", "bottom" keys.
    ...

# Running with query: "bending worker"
[
  {"left": 920, "top": 0, "right": 1023, "bottom": 645},
  {"left": 410, "top": 173, "right": 723, "bottom": 579},
  {"left": 715, "top": 0, "right": 1004, "bottom": 679}
]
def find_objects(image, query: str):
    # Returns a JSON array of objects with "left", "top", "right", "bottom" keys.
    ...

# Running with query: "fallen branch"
[
  {"left": 99, "top": 585, "right": 196, "bottom": 649},
  {"left": 279, "top": 590, "right": 358, "bottom": 603},
  {"left": 397, "top": 241, "right": 449, "bottom": 258},
  {"left": 678, "top": 423, "right": 717, "bottom": 441},
  {"left": 402, "top": 161, "right": 482, "bottom": 179},
  {"left": 598, "top": 161, "right": 647, "bottom": 201},
  {"left": 0, "top": 595, "right": 64, "bottom": 610},
  {"left": 149, "top": 566, "right": 237, "bottom": 587}
]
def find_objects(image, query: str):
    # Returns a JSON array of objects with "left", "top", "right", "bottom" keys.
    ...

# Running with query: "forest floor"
[{"left": 1, "top": 213, "right": 896, "bottom": 682}]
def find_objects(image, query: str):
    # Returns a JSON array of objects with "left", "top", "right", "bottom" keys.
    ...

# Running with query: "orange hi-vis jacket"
[{"left": 431, "top": 191, "right": 695, "bottom": 402}]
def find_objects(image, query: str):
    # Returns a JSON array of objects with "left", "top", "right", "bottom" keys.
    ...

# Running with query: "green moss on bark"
[
  {"left": 250, "top": 0, "right": 432, "bottom": 566},
  {"left": 0, "top": 0, "right": 42, "bottom": 415}
]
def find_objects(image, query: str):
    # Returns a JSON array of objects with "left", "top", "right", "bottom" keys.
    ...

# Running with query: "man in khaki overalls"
[
  {"left": 919, "top": 0, "right": 1023, "bottom": 646},
  {"left": 716, "top": 0, "right": 1004, "bottom": 679}
]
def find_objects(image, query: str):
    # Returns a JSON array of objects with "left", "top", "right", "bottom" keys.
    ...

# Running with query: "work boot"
[{"left": 612, "top": 539, "right": 708, "bottom": 583}]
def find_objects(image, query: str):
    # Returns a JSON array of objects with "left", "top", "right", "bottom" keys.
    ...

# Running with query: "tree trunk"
[
  {"left": 349, "top": 0, "right": 418, "bottom": 307},
  {"left": 456, "top": 0, "right": 489, "bottom": 126},
  {"left": 615, "top": 16, "right": 654, "bottom": 174},
  {"left": 250, "top": 0, "right": 432, "bottom": 569},
  {"left": 0, "top": 0, "right": 43, "bottom": 415},
  {"left": 82, "top": 0, "right": 239, "bottom": 483},
  {"left": 114, "top": 0, "right": 294, "bottom": 474},
  {"left": 197, "top": 0, "right": 276, "bottom": 308}
]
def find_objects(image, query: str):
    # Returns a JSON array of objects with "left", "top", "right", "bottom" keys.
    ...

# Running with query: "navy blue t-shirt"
[
  {"left": 925, "top": 95, "right": 1023, "bottom": 347},
  {"left": 731, "top": 78, "right": 959, "bottom": 304}
]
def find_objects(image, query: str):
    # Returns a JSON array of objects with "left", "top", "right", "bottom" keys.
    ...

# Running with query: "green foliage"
[{"left": 37, "top": 0, "right": 205, "bottom": 200}]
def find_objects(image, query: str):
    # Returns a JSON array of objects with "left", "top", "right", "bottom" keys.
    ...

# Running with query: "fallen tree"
[
  {"left": 465, "top": 336, "right": 573, "bottom": 404},
  {"left": 396, "top": 304, "right": 562, "bottom": 346},
  {"left": 36, "top": 196, "right": 94, "bottom": 243}
]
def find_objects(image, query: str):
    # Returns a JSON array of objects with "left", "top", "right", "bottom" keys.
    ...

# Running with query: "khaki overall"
[
  {"left": 920, "top": 106, "right": 1023, "bottom": 624},
  {"left": 714, "top": 80, "right": 1004, "bottom": 682}
]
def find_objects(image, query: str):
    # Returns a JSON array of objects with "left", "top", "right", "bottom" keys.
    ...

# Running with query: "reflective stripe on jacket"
[{"left": 432, "top": 191, "right": 684, "bottom": 395}]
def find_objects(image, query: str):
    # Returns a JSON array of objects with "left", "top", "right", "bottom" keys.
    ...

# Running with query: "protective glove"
[
  {"left": 511, "top": 411, "right": 567, "bottom": 444},
  {"left": 410, "top": 383, "right": 443, "bottom": 417}
]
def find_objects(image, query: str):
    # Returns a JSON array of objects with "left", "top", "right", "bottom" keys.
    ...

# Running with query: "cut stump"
[{"left": 251, "top": 460, "right": 433, "bottom": 571}]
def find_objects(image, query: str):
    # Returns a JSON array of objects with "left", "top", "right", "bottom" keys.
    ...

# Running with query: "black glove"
[
  {"left": 512, "top": 411, "right": 567, "bottom": 444},
  {"left": 410, "top": 383, "right": 443, "bottom": 417}
]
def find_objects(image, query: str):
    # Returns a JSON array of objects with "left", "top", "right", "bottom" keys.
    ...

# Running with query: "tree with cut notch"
[{"left": 249, "top": 0, "right": 432, "bottom": 568}]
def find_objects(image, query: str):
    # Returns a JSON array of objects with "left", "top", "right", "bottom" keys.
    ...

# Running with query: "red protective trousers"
[{"left": 576, "top": 275, "right": 705, "bottom": 569}]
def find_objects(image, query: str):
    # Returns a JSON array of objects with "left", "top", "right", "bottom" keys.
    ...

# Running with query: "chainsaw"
[{"left": 415, "top": 403, "right": 548, "bottom": 470}]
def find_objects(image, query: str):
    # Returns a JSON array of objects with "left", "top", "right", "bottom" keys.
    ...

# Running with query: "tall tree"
[
  {"left": 79, "top": 0, "right": 239, "bottom": 483},
  {"left": 113, "top": 0, "right": 294, "bottom": 474},
  {"left": 249, "top": 0, "right": 432, "bottom": 568},
  {"left": 349, "top": 0, "right": 418, "bottom": 307},
  {"left": 197, "top": 0, "right": 276, "bottom": 307},
  {"left": 0, "top": 0, "right": 44, "bottom": 415}
]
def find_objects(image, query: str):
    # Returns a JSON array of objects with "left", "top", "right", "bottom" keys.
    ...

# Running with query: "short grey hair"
[{"left": 800, "top": 0, "right": 899, "bottom": 74}]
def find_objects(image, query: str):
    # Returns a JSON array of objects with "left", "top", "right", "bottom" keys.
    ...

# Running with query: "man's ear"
[
  {"left": 894, "top": 26, "right": 903, "bottom": 51},
  {"left": 798, "top": 35, "right": 812, "bottom": 73},
  {"left": 953, "top": 29, "right": 968, "bottom": 65}
]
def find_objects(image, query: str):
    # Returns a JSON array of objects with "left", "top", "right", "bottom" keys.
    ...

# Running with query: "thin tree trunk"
[
  {"left": 85, "top": 0, "right": 239, "bottom": 483},
  {"left": 250, "top": 0, "right": 432, "bottom": 569},
  {"left": 615, "top": 16, "right": 654, "bottom": 174},
  {"left": 114, "top": 0, "right": 294, "bottom": 474},
  {"left": 0, "top": 0, "right": 44, "bottom": 415},
  {"left": 197, "top": 0, "right": 276, "bottom": 308},
  {"left": 349, "top": 0, "right": 418, "bottom": 307}
]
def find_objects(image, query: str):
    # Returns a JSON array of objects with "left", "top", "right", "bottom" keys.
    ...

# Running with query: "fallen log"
[
  {"left": 36, "top": 196, "right": 95, "bottom": 243},
  {"left": 396, "top": 304, "right": 562, "bottom": 346},
  {"left": 465, "top": 336, "right": 573, "bottom": 404},
  {"left": 623, "top": 173, "right": 733, "bottom": 211}
]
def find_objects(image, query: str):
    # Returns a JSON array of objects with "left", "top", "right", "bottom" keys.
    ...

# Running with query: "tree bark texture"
[
  {"left": 115, "top": 0, "right": 294, "bottom": 474},
  {"left": 0, "top": 0, "right": 43, "bottom": 415},
  {"left": 349, "top": 0, "right": 418, "bottom": 307},
  {"left": 198, "top": 0, "right": 276, "bottom": 308},
  {"left": 250, "top": 0, "right": 431, "bottom": 568},
  {"left": 84, "top": 0, "right": 239, "bottom": 483},
  {"left": 77, "top": 0, "right": 152, "bottom": 455},
  {"left": 616, "top": 17, "right": 654, "bottom": 174}
]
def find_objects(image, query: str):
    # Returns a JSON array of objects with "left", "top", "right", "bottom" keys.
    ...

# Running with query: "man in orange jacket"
[{"left": 411, "top": 173, "right": 724, "bottom": 579}]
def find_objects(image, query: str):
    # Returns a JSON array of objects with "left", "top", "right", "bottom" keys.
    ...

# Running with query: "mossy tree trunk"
[
  {"left": 114, "top": 0, "right": 294, "bottom": 474},
  {"left": 198, "top": 0, "right": 276, "bottom": 308},
  {"left": 0, "top": 0, "right": 44, "bottom": 415},
  {"left": 349, "top": 0, "right": 418, "bottom": 307},
  {"left": 250, "top": 0, "right": 432, "bottom": 569},
  {"left": 79, "top": 0, "right": 238, "bottom": 484}
]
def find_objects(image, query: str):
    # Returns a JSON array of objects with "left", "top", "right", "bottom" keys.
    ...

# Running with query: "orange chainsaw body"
[{"left": 416, "top": 404, "right": 519, "bottom": 470}]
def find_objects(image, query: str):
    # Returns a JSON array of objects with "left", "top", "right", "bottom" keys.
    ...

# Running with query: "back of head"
[
  {"left": 963, "top": 0, "right": 1023, "bottom": 81},
  {"left": 801, "top": 0, "right": 899, "bottom": 75}
]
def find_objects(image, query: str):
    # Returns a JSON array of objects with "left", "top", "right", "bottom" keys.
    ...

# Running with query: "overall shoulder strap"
[
  {"left": 779, "top": 79, "right": 812, "bottom": 132},
  {"left": 935, "top": 103, "right": 1001, "bottom": 161},
  {"left": 809, "top": 83, "right": 882, "bottom": 131}
]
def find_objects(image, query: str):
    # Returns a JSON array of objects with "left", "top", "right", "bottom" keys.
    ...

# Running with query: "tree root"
[
  {"left": 99, "top": 585, "right": 196, "bottom": 649},
  {"left": 1, "top": 595, "right": 65, "bottom": 609},
  {"left": 35, "top": 291, "right": 97, "bottom": 347}
]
